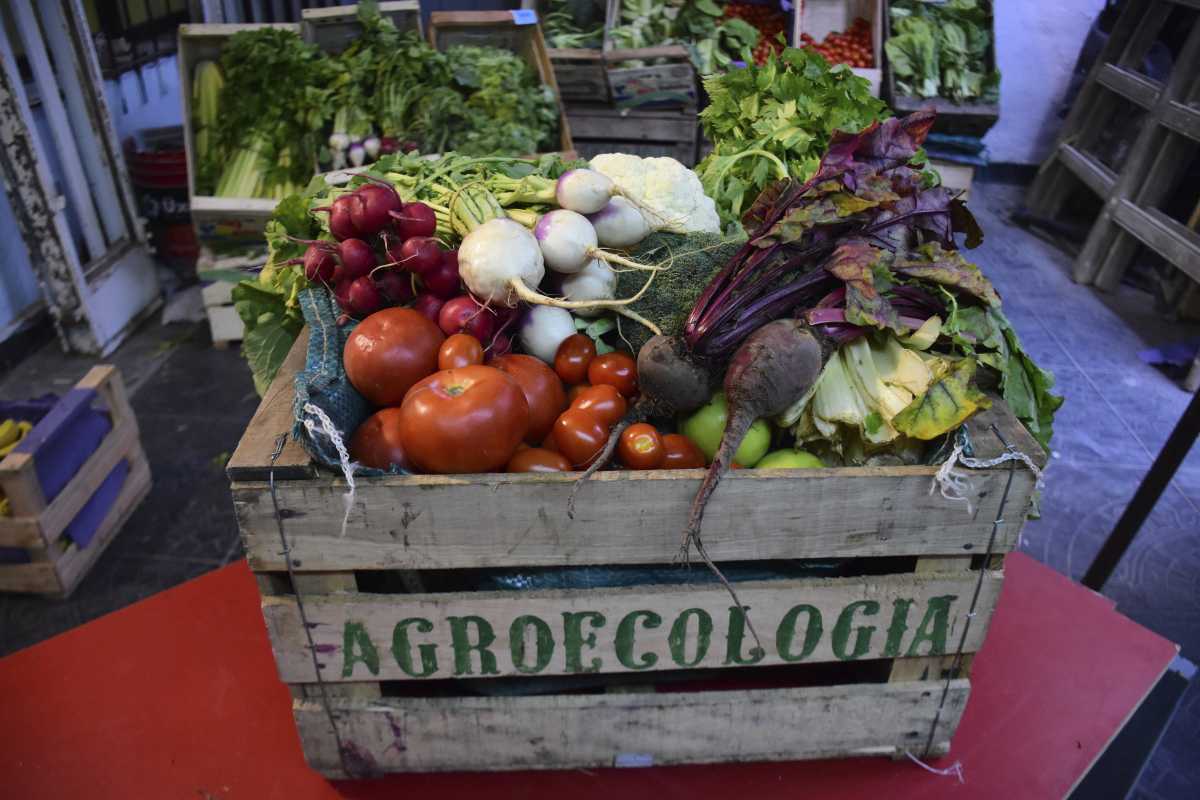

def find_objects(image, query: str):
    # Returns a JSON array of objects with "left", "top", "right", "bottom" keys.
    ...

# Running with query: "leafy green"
[
  {"left": 232, "top": 277, "right": 305, "bottom": 395},
  {"left": 886, "top": 0, "right": 1000, "bottom": 103},
  {"left": 696, "top": 47, "right": 889, "bottom": 226},
  {"left": 892, "top": 357, "right": 990, "bottom": 440},
  {"left": 540, "top": 0, "right": 605, "bottom": 49},
  {"left": 607, "top": 0, "right": 765, "bottom": 76}
]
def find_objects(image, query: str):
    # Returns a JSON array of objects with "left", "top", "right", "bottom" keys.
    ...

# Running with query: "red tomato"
[
  {"left": 570, "top": 384, "right": 627, "bottom": 427},
  {"left": 551, "top": 408, "right": 609, "bottom": 468},
  {"left": 438, "top": 333, "right": 484, "bottom": 370},
  {"left": 507, "top": 447, "right": 572, "bottom": 473},
  {"left": 348, "top": 408, "right": 413, "bottom": 471},
  {"left": 586, "top": 351, "right": 638, "bottom": 398},
  {"left": 344, "top": 307, "right": 444, "bottom": 407},
  {"left": 661, "top": 433, "right": 706, "bottom": 469},
  {"left": 398, "top": 365, "right": 529, "bottom": 473},
  {"left": 553, "top": 334, "right": 597, "bottom": 385},
  {"left": 618, "top": 423, "right": 664, "bottom": 470},
  {"left": 566, "top": 383, "right": 590, "bottom": 405},
  {"left": 490, "top": 354, "right": 568, "bottom": 444}
]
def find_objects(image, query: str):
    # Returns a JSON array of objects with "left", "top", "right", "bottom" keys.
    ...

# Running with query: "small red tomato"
[
  {"left": 438, "top": 333, "right": 484, "bottom": 370},
  {"left": 551, "top": 408, "right": 609, "bottom": 468},
  {"left": 587, "top": 351, "right": 638, "bottom": 398},
  {"left": 618, "top": 423, "right": 664, "bottom": 470},
  {"left": 490, "top": 354, "right": 568, "bottom": 444},
  {"left": 566, "top": 383, "right": 590, "bottom": 405},
  {"left": 553, "top": 334, "right": 597, "bottom": 385},
  {"left": 570, "top": 384, "right": 627, "bottom": 427},
  {"left": 507, "top": 447, "right": 572, "bottom": 473},
  {"left": 661, "top": 433, "right": 706, "bottom": 469},
  {"left": 348, "top": 408, "right": 413, "bottom": 471}
]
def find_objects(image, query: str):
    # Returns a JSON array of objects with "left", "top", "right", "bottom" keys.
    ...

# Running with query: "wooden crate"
[
  {"left": 196, "top": 248, "right": 265, "bottom": 348},
  {"left": 301, "top": 1, "right": 422, "bottom": 53},
  {"left": 0, "top": 367, "right": 151, "bottom": 597},
  {"left": 227, "top": 331, "right": 1044, "bottom": 777},
  {"left": 882, "top": 0, "right": 999, "bottom": 137},
  {"left": 566, "top": 103, "right": 698, "bottom": 166},
  {"left": 793, "top": 0, "right": 884, "bottom": 97},
  {"left": 931, "top": 159, "right": 974, "bottom": 202},
  {"left": 521, "top": 0, "right": 610, "bottom": 102},
  {"left": 427, "top": 11, "right": 575, "bottom": 155}
]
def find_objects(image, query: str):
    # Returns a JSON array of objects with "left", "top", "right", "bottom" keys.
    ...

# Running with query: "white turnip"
[
  {"left": 560, "top": 260, "right": 615, "bottom": 317},
  {"left": 534, "top": 210, "right": 661, "bottom": 275},
  {"left": 587, "top": 197, "right": 651, "bottom": 248},
  {"left": 556, "top": 169, "right": 616, "bottom": 214},
  {"left": 519, "top": 305, "right": 576, "bottom": 364}
]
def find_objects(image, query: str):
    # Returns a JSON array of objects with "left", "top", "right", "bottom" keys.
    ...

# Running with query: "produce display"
[
  {"left": 541, "top": 0, "right": 606, "bottom": 48},
  {"left": 696, "top": 47, "right": 888, "bottom": 226},
  {"left": 0, "top": 418, "right": 33, "bottom": 518},
  {"left": 191, "top": 6, "right": 559, "bottom": 199},
  {"left": 886, "top": 0, "right": 1000, "bottom": 104},
  {"left": 798, "top": 16, "right": 874, "bottom": 69},
  {"left": 606, "top": 0, "right": 760, "bottom": 75},
  {"left": 722, "top": 2, "right": 789, "bottom": 66}
]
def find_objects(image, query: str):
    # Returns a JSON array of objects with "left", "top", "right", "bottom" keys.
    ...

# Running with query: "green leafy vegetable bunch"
[{"left": 886, "top": 0, "right": 1000, "bottom": 103}]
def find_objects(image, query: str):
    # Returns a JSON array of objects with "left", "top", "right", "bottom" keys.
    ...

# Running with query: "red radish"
[
  {"left": 303, "top": 244, "right": 337, "bottom": 283},
  {"left": 389, "top": 202, "right": 436, "bottom": 239},
  {"left": 350, "top": 184, "right": 402, "bottom": 235},
  {"left": 397, "top": 236, "right": 442, "bottom": 275},
  {"left": 338, "top": 238, "right": 377, "bottom": 280},
  {"left": 332, "top": 279, "right": 353, "bottom": 312},
  {"left": 438, "top": 294, "right": 495, "bottom": 341},
  {"left": 347, "top": 276, "right": 383, "bottom": 317},
  {"left": 412, "top": 292, "right": 445, "bottom": 324},
  {"left": 421, "top": 257, "right": 461, "bottom": 299},
  {"left": 374, "top": 269, "right": 414, "bottom": 305},
  {"left": 487, "top": 332, "right": 513, "bottom": 357},
  {"left": 314, "top": 194, "right": 361, "bottom": 241}
]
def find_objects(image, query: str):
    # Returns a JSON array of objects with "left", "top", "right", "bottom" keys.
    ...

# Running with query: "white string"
[
  {"left": 931, "top": 438, "right": 1045, "bottom": 515},
  {"left": 904, "top": 751, "right": 965, "bottom": 783},
  {"left": 302, "top": 402, "right": 357, "bottom": 538}
]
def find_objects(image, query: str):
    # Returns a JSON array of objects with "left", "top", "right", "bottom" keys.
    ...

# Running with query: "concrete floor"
[{"left": 0, "top": 180, "right": 1197, "bottom": 796}]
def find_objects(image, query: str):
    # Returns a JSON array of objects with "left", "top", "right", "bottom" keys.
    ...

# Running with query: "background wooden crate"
[
  {"left": 566, "top": 104, "right": 698, "bottom": 165},
  {"left": 301, "top": 1, "right": 422, "bottom": 53},
  {"left": 521, "top": 0, "right": 610, "bottom": 102},
  {"left": 228, "top": 333, "right": 1043, "bottom": 777},
  {"left": 427, "top": 10, "right": 575, "bottom": 155},
  {"left": 793, "top": 0, "right": 884, "bottom": 97},
  {"left": 0, "top": 366, "right": 151, "bottom": 597}
]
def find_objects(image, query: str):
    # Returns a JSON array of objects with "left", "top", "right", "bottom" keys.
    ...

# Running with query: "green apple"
[
  {"left": 680, "top": 392, "right": 771, "bottom": 467},
  {"left": 755, "top": 450, "right": 823, "bottom": 469}
]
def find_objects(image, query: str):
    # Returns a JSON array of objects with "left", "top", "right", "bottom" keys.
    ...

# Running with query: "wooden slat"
[
  {"left": 1057, "top": 143, "right": 1117, "bottom": 198},
  {"left": 263, "top": 570, "right": 1002, "bottom": 683},
  {"left": 889, "top": 555, "right": 975, "bottom": 683},
  {"left": 0, "top": 561, "right": 60, "bottom": 594},
  {"left": 1160, "top": 101, "right": 1200, "bottom": 142},
  {"left": 54, "top": 450, "right": 151, "bottom": 596},
  {"left": 0, "top": 453, "right": 46, "bottom": 523},
  {"left": 1112, "top": 200, "right": 1200, "bottom": 281},
  {"left": 1096, "top": 63, "right": 1162, "bottom": 109},
  {"left": 294, "top": 680, "right": 970, "bottom": 775},
  {"left": 226, "top": 329, "right": 313, "bottom": 480},
  {"left": 35, "top": 419, "right": 138, "bottom": 545}
]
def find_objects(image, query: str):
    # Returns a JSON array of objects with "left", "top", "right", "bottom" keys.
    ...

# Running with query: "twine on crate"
[
  {"left": 302, "top": 402, "right": 358, "bottom": 538},
  {"left": 903, "top": 750, "right": 965, "bottom": 783},
  {"left": 931, "top": 429, "right": 1044, "bottom": 514}
]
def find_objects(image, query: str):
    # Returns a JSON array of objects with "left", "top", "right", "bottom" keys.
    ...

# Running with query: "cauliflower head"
[{"left": 588, "top": 153, "right": 720, "bottom": 235}]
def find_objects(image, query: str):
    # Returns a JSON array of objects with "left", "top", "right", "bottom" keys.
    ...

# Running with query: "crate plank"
[
  {"left": 294, "top": 679, "right": 969, "bottom": 774},
  {"left": 0, "top": 562, "right": 60, "bottom": 594},
  {"left": 235, "top": 464, "right": 1034, "bottom": 571},
  {"left": 263, "top": 570, "right": 1001, "bottom": 683}
]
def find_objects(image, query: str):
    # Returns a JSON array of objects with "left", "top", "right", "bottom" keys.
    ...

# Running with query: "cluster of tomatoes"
[
  {"left": 342, "top": 311, "right": 706, "bottom": 476},
  {"left": 722, "top": 2, "right": 787, "bottom": 66},
  {"left": 799, "top": 17, "right": 874, "bottom": 69}
]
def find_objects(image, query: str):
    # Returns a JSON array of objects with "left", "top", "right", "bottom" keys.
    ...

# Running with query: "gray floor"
[{"left": 0, "top": 180, "right": 1197, "bottom": 796}]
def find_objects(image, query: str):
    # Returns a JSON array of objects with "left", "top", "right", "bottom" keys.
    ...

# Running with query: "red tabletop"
[{"left": 0, "top": 553, "right": 1177, "bottom": 799}]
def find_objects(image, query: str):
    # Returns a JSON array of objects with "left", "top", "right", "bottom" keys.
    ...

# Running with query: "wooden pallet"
[
  {"left": 227, "top": 332, "right": 1044, "bottom": 777},
  {"left": 566, "top": 103, "right": 698, "bottom": 166},
  {"left": 0, "top": 366, "right": 151, "bottom": 597}
]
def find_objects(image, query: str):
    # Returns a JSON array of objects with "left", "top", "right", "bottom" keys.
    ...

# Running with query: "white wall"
[{"left": 984, "top": 0, "right": 1106, "bottom": 164}]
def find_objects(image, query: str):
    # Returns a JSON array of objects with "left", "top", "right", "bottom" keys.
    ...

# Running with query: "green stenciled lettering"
[
  {"left": 832, "top": 600, "right": 880, "bottom": 660},
  {"left": 615, "top": 610, "right": 662, "bottom": 670},
  {"left": 883, "top": 599, "right": 914, "bottom": 658},
  {"left": 724, "top": 606, "right": 766, "bottom": 665},
  {"left": 448, "top": 615, "right": 499, "bottom": 676},
  {"left": 509, "top": 615, "right": 554, "bottom": 674},
  {"left": 668, "top": 608, "right": 713, "bottom": 667},
  {"left": 391, "top": 617, "right": 437, "bottom": 678},
  {"left": 776, "top": 604, "right": 822, "bottom": 662},
  {"left": 906, "top": 595, "right": 957, "bottom": 657},
  {"left": 342, "top": 621, "right": 379, "bottom": 678},
  {"left": 563, "top": 611, "right": 606, "bottom": 673}
]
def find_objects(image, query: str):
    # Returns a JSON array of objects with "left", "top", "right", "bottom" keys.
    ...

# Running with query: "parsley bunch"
[{"left": 696, "top": 47, "right": 888, "bottom": 227}]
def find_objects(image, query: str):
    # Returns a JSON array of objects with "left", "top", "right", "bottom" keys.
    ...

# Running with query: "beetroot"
[
  {"left": 438, "top": 295, "right": 495, "bottom": 341},
  {"left": 374, "top": 269, "right": 414, "bottom": 305},
  {"left": 303, "top": 244, "right": 337, "bottom": 283},
  {"left": 397, "top": 236, "right": 443, "bottom": 275},
  {"left": 412, "top": 292, "right": 446, "bottom": 324},
  {"left": 351, "top": 184, "right": 402, "bottom": 235},
  {"left": 347, "top": 276, "right": 383, "bottom": 317},
  {"left": 390, "top": 202, "right": 437, "bottom": 239}
]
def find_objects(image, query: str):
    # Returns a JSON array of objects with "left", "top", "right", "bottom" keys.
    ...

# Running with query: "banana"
[{"left": 0, "top": 420, "right": 32, "bottom": 457}]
